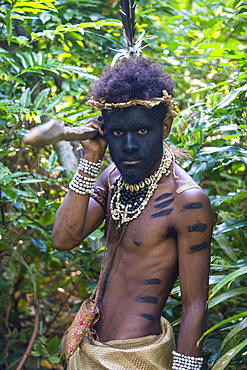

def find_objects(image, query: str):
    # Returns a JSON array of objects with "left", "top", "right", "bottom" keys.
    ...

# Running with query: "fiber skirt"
[{"left": 67, "top": 316, "right": 175, "bottom": 370}]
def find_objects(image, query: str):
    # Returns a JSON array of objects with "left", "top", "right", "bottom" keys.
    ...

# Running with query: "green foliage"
[{"left": 0, "top": 0, "right": 247, "bottom": 368}]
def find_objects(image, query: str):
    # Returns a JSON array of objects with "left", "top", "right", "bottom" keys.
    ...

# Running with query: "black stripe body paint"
[
  {"left": 182, "top": 202, "right": 203, "bottom": 210},
  {"left": 139, "top": 313, "right": 155, "bottom": 321},
  {"left": 144, "top": 278, "right": 161, "bottom": 285},
  {"left": 190, "top": 242, "right": 208, "bottom": 253},
  {"left": 136, "top": 296, "right": 158, "bottom": 305},
  {"left": 155, "top": 198, "right": 174, "bottom": 209},
  {"left": 155, "top": 193, "right": 172, "bottom": 202},
  {"left": 151, "top": 208, "right": 173, "bottom": 218},
  {"left": 188, "top": 223, "right": 207, "bottom": 232}
]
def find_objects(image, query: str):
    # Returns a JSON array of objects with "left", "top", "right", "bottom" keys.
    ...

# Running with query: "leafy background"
[{"left": 0, "top": 0, "right": 246, "bottom": 369}]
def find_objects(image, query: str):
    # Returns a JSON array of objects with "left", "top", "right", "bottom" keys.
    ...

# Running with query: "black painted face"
[{"left": 104, "top": 106, "right": 164, "bottom": 184}]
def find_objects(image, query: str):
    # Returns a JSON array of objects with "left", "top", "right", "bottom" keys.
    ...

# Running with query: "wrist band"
[
  {"left": 172, "top": 351, "right": 203, "bottom": 370},
  {"left": 69, "top": 158, "right": 102, "bottom": 195},
  {"left": 78, "top": 158, "right": 102, "bottom": 177},
  {"left": 69, "top": 171, "right": 97, "bottom": 195}
]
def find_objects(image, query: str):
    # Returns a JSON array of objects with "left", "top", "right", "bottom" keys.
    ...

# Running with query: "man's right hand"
[{"left": 82, "top": 118, "right": 107, "bottom": 163}]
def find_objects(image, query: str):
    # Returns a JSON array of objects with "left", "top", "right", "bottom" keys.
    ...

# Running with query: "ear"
[{"left": 162, "top": 115, "right": 173, "bottom": 139}]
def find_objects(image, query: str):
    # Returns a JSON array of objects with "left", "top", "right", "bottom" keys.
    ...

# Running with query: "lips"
[
  {"left": 120, "top": 156, "right": 142, "bottom": 163},
  {"left": 122, "top": 160, "right": 141, "bottom": 165}
]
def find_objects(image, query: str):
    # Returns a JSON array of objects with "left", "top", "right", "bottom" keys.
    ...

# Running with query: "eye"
[
  {"left": 113, "top": 130, "right": 123, "bottom": 137},
  {"left": 137, "top": 128, "right": 148, "bottom": 135}
]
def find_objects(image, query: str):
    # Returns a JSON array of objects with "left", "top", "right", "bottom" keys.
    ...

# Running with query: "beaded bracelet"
[
  {"left": 172, "top": 351, "right": 203, "bottom": 370},
  {"left": 69, "top": 171, "right": 96, "bottom": 195},
  {"left": 78, "top": 158, "right": 102, "bottom": 177}
]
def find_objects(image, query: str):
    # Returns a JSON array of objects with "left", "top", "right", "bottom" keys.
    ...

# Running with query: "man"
[{"left": 52, "top": 57, "right": 214, "bottom": 369}]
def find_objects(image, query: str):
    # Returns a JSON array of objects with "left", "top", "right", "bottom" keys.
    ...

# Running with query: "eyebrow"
[{"left": 108, "top": 122, "right": 152, "bottom": 131}]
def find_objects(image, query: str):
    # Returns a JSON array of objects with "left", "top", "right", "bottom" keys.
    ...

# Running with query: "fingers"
[{"left": 85, "top": 118, "right": 105, "bottom": 137}]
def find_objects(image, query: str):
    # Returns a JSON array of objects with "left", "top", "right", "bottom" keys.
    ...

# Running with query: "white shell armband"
[
  {"left": 69, "top": 171, "right": 96, "bottom": 195},
  {"left": 78, "top": 158, "right": 101, "bottom": 177},
  {"left": 172, "top": 351, "right": 203, "bottom": 370}
]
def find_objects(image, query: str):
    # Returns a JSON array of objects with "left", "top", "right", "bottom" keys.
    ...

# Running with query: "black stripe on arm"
[
  {"left": 136, "top": 296, "right": 158, "bottom": 305},
  {"left": 139, "top": 313, "right": 155, "bottom": 321},
  {"left": 155, "top": 198, "right": 174, "bottom": 209},
  {"left": 144, "top": 278, "right": 161, "bottom": 285},
  {"left": 151, "top": 208, "right": 173, "bottom": 218},
  {"left": 190, "top": 242, "right": 208, "bottom": 253},
  {"left": 182, "top": 202, "right": 203, "bottom": 211},
  {"left": 187, "top": 223, "right": 208, "bottom": 232},
  {"left": 155, "top": 193, "right": 172, "bottom": 201}
]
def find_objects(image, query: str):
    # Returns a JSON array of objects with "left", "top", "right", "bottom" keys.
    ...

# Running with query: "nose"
[{"left": 123, "top": 132, "right": 138, "bottom": 153}]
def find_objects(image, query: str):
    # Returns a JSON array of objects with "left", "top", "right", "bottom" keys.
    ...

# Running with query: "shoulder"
[
  {"left": 170, "top": 164, "right": 213, "bottom": 217},
  {"left": 96, "top": 162, "right": 119, "bottom": 191}
]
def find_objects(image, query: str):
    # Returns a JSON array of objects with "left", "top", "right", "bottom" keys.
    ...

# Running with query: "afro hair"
[{"left": 90, "top": 57, "right": 175, "bottom": 103}]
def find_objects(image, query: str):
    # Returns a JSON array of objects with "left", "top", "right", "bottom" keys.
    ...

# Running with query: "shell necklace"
[{"left": 110, "top": 143, "right": 173, "bottom": 229}]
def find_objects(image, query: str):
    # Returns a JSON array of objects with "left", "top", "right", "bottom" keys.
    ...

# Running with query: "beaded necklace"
[{"left": 110, "top": 143, "right": 173, "bottom": 229}]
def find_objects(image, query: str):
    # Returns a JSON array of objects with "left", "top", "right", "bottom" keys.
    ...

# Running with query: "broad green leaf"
[
  {"left": 214, "top": 83, "right": 247, "bottom": 110},
  {"left": 48, "top": 152, "right": 58, "bottom": 168},
  {"left": 214, "top": 217, "right": 247, "bottom": 235},
  {"left": 199, "top": 312, "right": 247, "bottom": 342},
  {"left": 13, "top": 7, "right": 46, "bottom": 13},
  {"left": 6, "top": 11, "right": 12, "bottom": 45},
  {"left": 208, "top": 287, "right": 247, "bottom": 309},
  {"left": 13, "top": 1, "right": 57, "bottom": 12},
  {"left": 9, "top": 188, "right": 35, "bottom": 199},
  {"left": 33, "top": 341, "right": 44, "bottom": 355},
  {"left": 220, "top": 317, "right": 247, "bottom": 349},
  {"left": 210, "top": 266, "right": 247, "bottom": 298},
  {"left": 41, "top": 0, "right": 57, "bottom": 7},
  {"left": 211, "top": 338, "right": 247, "bottom": 370},
  {"left": 47, "top": 335, "right": 60, "bottom": 355},
  {"left": 48, "top": 355, "right": 60, "bottom": 363},
  {"left": 20, "top": 88, "right": 31, "bottom": 108},
  {"left": 44, "top": 92, "right": 65, "bottom": 112},
  {"left": 15, "top": 51, "right": 30, "bottom": 69},
  {"left": 17, "top": 179, "right": 45, "bottom": 184},
  {"left": 38, "top": 212, "right": 55, "bottom": 225},
  {"left": 34, "top": 88, "right": 50, "bottom": 109},
  {"left": 213, "top": 234, "right": 238, "bottom": 262},
  {"left": 14, "top": 0, "right": 56, "bottom": 10},
  {"left": 199, "top": 146, "right": 247, "bottom": 155}
]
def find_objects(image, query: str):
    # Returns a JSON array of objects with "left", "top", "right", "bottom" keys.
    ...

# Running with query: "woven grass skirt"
[{"left": 67, "top": 316, "right": 175, "bottom": 370}]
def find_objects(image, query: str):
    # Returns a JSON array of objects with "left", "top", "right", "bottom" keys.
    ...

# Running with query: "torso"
[{"left": 94, "top": 163, "right": 202, "bottom": 341}]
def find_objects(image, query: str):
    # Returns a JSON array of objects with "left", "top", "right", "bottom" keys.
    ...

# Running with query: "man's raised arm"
[{"left": 52, "top": 119, "right": 107, "bottom": 251}]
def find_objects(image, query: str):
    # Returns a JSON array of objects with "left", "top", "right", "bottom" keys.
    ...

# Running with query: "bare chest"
[{"left": 105, "top": 184, "right": 178, "bottom": 258}]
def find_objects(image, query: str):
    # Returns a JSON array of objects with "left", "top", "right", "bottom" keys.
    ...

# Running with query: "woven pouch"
[{"left": 63, "top": 298, "right": 100, "bottom": 359}]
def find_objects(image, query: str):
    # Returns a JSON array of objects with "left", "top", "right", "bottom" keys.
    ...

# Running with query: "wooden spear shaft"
[{"left": 23, "top": 119, "right": 99, "bottom": 147}]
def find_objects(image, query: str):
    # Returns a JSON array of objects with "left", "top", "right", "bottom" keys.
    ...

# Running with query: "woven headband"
[{"left": 86, "top": 90, "right": 178, "bottom": 118}]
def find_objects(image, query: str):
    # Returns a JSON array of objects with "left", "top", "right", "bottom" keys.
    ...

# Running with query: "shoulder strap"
[
  {"left": 176, "top": 181, "right": 201, "bottom": 194},
  {"left": 93, "top": 221, "right": 127, "bottom": 302}
]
